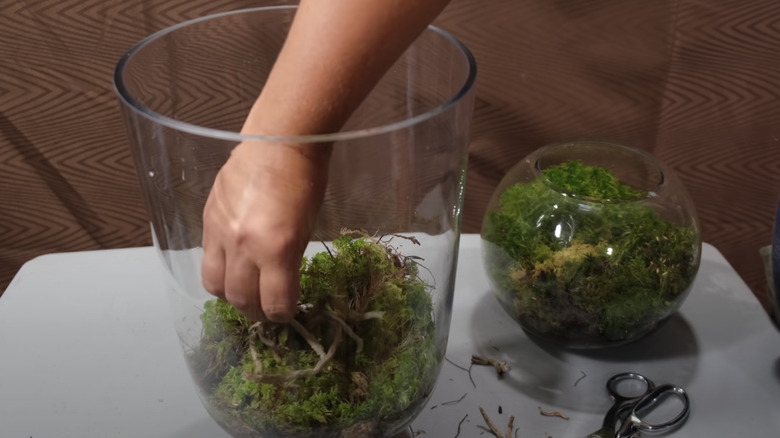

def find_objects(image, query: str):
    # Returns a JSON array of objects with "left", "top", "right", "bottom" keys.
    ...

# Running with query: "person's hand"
[
  {"left": 201, "top": 140, "right": 330, "bottom": 322},
  {"left": 200, "top": 0, "right": 450, "bottom": 321}
]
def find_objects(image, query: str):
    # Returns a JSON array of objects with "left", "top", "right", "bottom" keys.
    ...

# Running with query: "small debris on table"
[
  {"left": 441, "top": 393, "right": 468, "bottom": 406},
  {"left": 471, "top": 354, "right": 508, "bottom": 376},
  {"left": 477, "top": 406, "right": 515, "bottom": 438},
  {"left": 574, "top": 370, "right": 587, "bottom": 387},
  {"left": 444, "top": 356, "right": 476, "bottom": 388},
  {"left": 478, "top": 406, "right": 504, "bottom": 438},
  {"left": 539, "top": 407, "right": 569, "bottom": 420},
  {"left": 506, "top": 415, "right": 515, "bottom": 438},
  {"left": 454, "top": 414, "right": 468, "bottom": 438}
]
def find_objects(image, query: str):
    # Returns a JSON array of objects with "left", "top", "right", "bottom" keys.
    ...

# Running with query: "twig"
[
  {"left": 321, "top": 241, "right": 334, "bottom": 258},
  {"left": 391, "top": 234, "right": 421, "bottom": 245},
  {"left": 248, "top": 334, "right": 262, "bottom": 373},
  {"left": 244, "top": 322, "right": 343, "bottom": 383},
  {"left": 255, "top": 326, "right": 277, "bottom": 348},
  {"left": 441, "top": 393, "right": 468, "bottom": 406},
  {"left": 539, "top": 408, "right": 569, "bottom": 420},
  {"left": 478, "top": 406, "right": 504, "bottom": 438},
  {"left": 290, "top": 319, "right": 325, "bottom": 356},
  {"left": 444, "top": 357, "right": 470, "bottom": 372},
  {"left": 472, "top": 354, "right": 508, "bottom": 376},
  {"left": 506, "top": 416, "right": 515, "bottom": 438},
  {"left": 454, "top": 414, "right": 468, "bottom": 438},
  {"left": 249, "top": 322, "right": 284, "bottom": 361},
  {"left": 411, "top": 258, "right": 437, "bottom": 289},
  {"left": 325, "top": 309, "right": 364, "bottom": 353},
  {"left": 574, "top": 370, "right": 587, "bottom": 387},
  {"left": 443, "top": 357, "right": 476, "bottom": 389},
  {"left": 349, "top": 309, "right": 385, "bottom": 320}
]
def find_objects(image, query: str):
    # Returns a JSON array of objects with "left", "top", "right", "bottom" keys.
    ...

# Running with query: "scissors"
[{"left": 585, "top": 372, "right": 690, "bottom": 438}]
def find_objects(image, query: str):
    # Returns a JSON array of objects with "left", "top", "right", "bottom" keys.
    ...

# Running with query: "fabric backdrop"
[{"left": 2, "top": 0, "right": 779, "bottom": 311}]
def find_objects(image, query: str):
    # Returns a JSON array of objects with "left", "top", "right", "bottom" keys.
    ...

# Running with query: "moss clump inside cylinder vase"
[
  {"left": 481, "top": 141, "right": 702, "bottom": 348},
  {"left": 186, "top": 234, "right": 438, "bottom": 438}
]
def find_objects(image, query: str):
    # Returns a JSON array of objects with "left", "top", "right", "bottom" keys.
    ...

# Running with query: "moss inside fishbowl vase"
[
  {"left": 481, "top": 141, "right": 702, "bottom": 349},
  {"left": 187, "top": 235, "right": 439, "bottom": 437}
]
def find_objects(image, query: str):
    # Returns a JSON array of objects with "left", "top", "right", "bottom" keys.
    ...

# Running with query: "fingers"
[
  {"left": 201, "top": 246, "right": 226, "bottom": 299},
  {"left": 259, "top": 260, "right": 302, "bottom": 323},
  {"left": 201, "top": 193, "right": 226, "bottom": 299},
  {"left": 199, "top": 142, "right": 322, "bottom": 324},
  {"left": 223, "top": 256, "right": 265, "bottom": 321},
  {"left": 202, "top": 247, "right": 301, "bottom": 323},
  {"left": 201, "top": 191, "right": 301, "bottom": 322},
  {"left": 201, "top": 206, "right": 299, "bottom": 322}
]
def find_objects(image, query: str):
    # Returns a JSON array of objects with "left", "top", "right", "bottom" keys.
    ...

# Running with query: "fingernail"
[{"left": 264, "top": 304, "right": 295, "bottom": 323}]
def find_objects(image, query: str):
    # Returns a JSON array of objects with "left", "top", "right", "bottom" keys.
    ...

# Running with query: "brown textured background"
[{"left": 2, "top": 0, "right": 779, "bottom": 310}]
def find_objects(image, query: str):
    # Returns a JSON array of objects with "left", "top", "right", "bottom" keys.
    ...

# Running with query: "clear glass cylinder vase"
[{"left": 114, "top": 6, "right": 476, "bottom": 438}]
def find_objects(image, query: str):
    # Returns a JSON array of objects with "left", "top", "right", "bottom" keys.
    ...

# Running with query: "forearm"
[
  {"left": 241, "top": 0, "right": 452, "bottom": 137},
  {"left": 208, "top": 1, "right": 452, "bottom": 321}
]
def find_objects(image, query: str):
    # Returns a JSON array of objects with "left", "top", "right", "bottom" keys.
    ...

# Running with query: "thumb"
[{"left": 260, "top": 261, "right": 302, "bottom": 323}]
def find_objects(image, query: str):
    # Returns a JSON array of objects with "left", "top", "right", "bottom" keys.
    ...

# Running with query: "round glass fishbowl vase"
[
  {"left": 481, "top": 141, "right": 701, "bottom": 349},
  {"left": 114, "top": 6, "right": 476, "bottom": 438}
]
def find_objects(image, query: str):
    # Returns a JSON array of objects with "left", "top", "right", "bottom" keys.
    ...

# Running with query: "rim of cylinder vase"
[{"left": 113, "top": 6, "right": 478, "bottom": 144}]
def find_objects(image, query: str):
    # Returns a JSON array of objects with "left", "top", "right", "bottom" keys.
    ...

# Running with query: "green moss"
[
  {"left": 542, "top": 160, "right": 644, "bottom": 201},
  {"left": 188, "top": 235, "right": 438, "bottom": 437},
  {"left": 483, "top": 161, "right": 697, "bottom": 346}
]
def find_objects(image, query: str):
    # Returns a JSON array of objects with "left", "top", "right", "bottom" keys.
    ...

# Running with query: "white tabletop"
[{"left": 1, "top": 234, "right": 779, "bottom": 437}]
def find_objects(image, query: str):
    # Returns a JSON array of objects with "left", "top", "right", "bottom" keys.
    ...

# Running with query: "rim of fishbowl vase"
[
  {"left": 113, "top": 5, "right": 478, "bottom": 144},
  {"left": 532, "top": 140, "right": 668, "bottom": 203}
]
